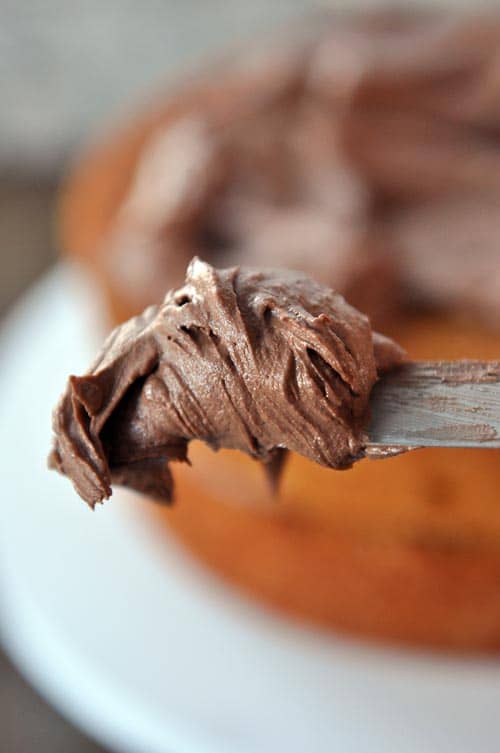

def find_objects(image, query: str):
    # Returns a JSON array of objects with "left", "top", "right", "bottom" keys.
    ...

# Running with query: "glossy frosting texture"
[{"left": 49, "top": 260, "right": 404, "bottom": 506}]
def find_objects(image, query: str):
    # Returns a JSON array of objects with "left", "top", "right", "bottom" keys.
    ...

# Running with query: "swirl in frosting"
[
  {"left": 102, "top": 11, "right": 500, "bottom": 328},
  {"left": 49, "top": 259, "right": 404, "bottom": 506}
]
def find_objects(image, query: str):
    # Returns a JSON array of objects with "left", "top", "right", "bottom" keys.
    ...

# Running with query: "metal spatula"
[{"left": 367, "top": 360, "right": 500, "bottom": 452}]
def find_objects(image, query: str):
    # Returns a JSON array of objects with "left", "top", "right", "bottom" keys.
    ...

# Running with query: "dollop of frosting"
[{"left": 49, "top": 260, "right": 404, "bottom": 507}]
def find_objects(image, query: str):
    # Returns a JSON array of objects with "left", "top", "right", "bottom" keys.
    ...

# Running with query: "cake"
[{"left": 56, "top": 10, "right": 500, "bottom": 650}]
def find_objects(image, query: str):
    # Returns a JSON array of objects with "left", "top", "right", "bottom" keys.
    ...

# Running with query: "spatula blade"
[{"left": 367, "top": 361, "right": 500, "bottom": 451}]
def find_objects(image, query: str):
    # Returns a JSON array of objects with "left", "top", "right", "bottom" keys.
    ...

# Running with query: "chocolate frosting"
[
  {"left": 103, "top": 11, "right": 500, "bottom": 327},
  {"left": 49, "top": 260, "right": 404, "bottom": 507}
]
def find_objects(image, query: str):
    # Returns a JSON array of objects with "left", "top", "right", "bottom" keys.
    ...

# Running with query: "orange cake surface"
[{"left": 58, "top": 10, "right": 500, "bottom": 650}]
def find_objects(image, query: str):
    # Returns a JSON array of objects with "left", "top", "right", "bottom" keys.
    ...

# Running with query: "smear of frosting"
[
  {"left": 103, "top": 11, "right": 500, "bottom": 327},
  {"left": 49, "top": 259, "right": 405, "bottom": 507}
]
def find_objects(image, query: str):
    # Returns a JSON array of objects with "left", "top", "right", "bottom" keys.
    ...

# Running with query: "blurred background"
[
  {"left": 0, "top": 0, "right": 317, "bottom": 314},
  {"left": 0, "top": 3, "right": 320, "bottom": 751}
]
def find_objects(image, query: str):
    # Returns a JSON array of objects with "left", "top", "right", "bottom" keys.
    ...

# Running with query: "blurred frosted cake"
[{"left": 59, "top": 10, "right": 500, "bottom": 650}]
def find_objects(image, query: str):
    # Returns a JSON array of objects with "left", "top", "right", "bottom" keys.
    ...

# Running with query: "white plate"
[{"left": 2, "top": 265, "right": 500, "bottom": 753}]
